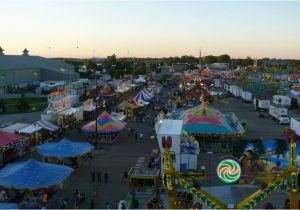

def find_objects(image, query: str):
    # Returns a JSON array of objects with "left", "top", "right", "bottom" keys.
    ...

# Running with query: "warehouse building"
[{"left": 0, "top": 48, "right": 78, "bottom": 94}]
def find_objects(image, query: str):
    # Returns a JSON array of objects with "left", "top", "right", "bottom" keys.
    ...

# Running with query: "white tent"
[
  {"left": 2, "top": 123, "right": 29, "bottom": 134},
  {"left": 18, "top": 125, "right": 42, "bottom": 134}
]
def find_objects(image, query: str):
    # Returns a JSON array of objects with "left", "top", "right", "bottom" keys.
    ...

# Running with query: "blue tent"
[
  {"left": 36, "top": 138, "right": 94, "bottom": 158},
  {"left": 0, "top": 203, "right": 18, "bottom": 209},
  {"left": 0, "top": 159, "right": 73, "bottom": 189}
]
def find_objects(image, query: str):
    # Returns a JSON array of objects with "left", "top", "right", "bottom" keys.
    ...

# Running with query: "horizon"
[{"left": 1, "top": 0, "right": 300, "bottom": 59}]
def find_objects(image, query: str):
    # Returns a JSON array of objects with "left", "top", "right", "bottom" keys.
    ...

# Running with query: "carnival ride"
[
  {"left": 162, "top": 128, "right": 298, "bottom": 209},
  {"left": 176, "top": 77, "right": 224, "bottom": 107},
  {"left": 238, "top": 67, "right": 294, "bottom": 97}
]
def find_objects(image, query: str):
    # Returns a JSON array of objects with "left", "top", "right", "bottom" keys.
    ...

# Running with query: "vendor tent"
[
  {"left": 0, "top": 159, "right": 73, "bottom": 189},
  {"left": 178, "top": 105, "right": 236, "bottom": 135},
  {"left": 133, "top": 90, "right": 150, "bottom": 106},
  {"left": 0, "top": 203, "right": 19, "bottom": 209},
  {"left": 2, "top": 123, "right": 28, "bottom": 134},
  {"left": 17, "top": 125, "right": 42, "bottom": 134},
  {"left": 59, "top": 107, "right": 78, "bottom": 116},
  {"left": 119, "top": 100, "right": 139, "bottom": 109},
  {"left": 82, "top": 111, "right": 126, "bottom": 133},
  {"left": 36, "top": 138, "right": 94, "bottom": 158},
  {"left": 141, "top": 88, "right": 153, "bottom": 99},
  {"left": 0, "top": 131, "right": 24, "bottom": 147},
  {"left": 36, "top": 119, "right": 59, "bottom": 132}
]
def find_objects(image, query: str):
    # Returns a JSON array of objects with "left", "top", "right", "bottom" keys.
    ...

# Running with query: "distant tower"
[
  {"left": 22, "top": 48, "right": 29, "bottom": 56},
  {"left": 253, "top": 58, "right": 257, "bottom": 68},
  {"left": 146, "top": 62, "right": 152, "bottom": 83},
  {"left": 199, "top": 48, "right": 202, "bottom": 69},
  {"left": 0, "top": 47, "right": 4, "bottom": 56}
]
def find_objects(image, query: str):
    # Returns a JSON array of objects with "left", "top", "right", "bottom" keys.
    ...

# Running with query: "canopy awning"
[
  {"left": 82, "top": 111, "right": 126, "bottom": 133},
  {"left": 59, "top": 107, "right": 78, "bottom": 116},
  {"left": 36, "top": 138, "right": 94, "bottom": 158},
  {"left": 2, "top": 123, "right": 29, "bottom": 134},
  {"left": 36, "top": 119, "right": 59, "bottom": 132},
  {"left": 0, "top": 131, "right": 24, "bottom": 147},
  {"left": 0, "top": 159, "right": 73, "bottom": 189},
  {"left": 18, "top": 125, "right": 42, "bottom": 134}
]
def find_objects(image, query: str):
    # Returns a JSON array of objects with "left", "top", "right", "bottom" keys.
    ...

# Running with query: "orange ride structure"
[{"left": 162, "top": 128, "right": 298, "bottom": 209}]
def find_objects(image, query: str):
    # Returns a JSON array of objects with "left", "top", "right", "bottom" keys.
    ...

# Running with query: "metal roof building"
[{"left": 0, "top": 51, "right": 78, "bottom": 90}]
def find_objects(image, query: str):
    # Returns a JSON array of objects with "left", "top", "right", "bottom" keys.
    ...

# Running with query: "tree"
[
  {"left": 243, "top": 57, "right": 254, "bottom": 67},
  {"left": 16, "top": 95, "right": 29, "bottom": 111},
  {"left": 251, "top": 140, "right": 266, "bottom": 160},
  {"left": 232, "top": 140, "right": 249, "bottom": 158},
  {"left": 217, "top": 54, "right": 231, "bottom": 63},
  {"left": 274, "top": 139, "right": 288, "bottom": 158},
  {"left": 0, "top": 98, "right": 6, "bottom": 113},
  {"left": 203, "top": 55, "right": 217, "bottom": 64}
]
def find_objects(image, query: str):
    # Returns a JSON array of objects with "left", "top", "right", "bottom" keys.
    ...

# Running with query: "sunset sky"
[{"left": 1, "top": 0, "right": 300, "bottom": 59}]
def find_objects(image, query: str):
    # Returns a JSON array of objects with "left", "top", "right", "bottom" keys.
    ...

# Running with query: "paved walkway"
[{"left": 56, "top": 93, "right": 164, "bottom": 208}]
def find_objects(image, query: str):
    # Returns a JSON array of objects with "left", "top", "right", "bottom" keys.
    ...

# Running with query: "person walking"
[
  {"left": 139, "top": 133, "right": 143, "bottom": 142},
  {"left": 104, "top": 171, "right": 108, "bottom": 184},
  {"left": 106, "top": 201, "right": 110, "bottom": 209},
  {"left": 91, "top": 167, "right": 95, "bottom": 182},
  {"left": 123, "top": 170, "right": 128, "bottom": 183},
  {"left": 130, "top": 127, "right": 134, "bottom": 136},
  {"left": 89, "top": 199, "right": 95, "bottom": 210},
  {"left": 97, "top": 169, "right": 101, "bottom": 183},
  {"left": 127, "top": 127, "right": 131, "bottom": 136},
  {"left": 42, "top": 191, "right": 48, "bottom": 209},
  {"left": 135, "top": 133, "right": 138, "bottom": 141}
]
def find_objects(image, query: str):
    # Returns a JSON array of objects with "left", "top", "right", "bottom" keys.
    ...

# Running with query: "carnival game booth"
[
  {"left": 177, "top": 105, "right": 245, "bottom": 152},
  {"left": 2, "top": 123, "right": 43, "bottom": 147},
  {"left": 17, "top": 124, "right": 43, "bottom": 146},
  {"left": 78, "top": 99, "right": 96, "bottom": 121},
  {"left": 118, "top": 100, "right": 140, "bottom": 120},
  {"left": 0, "top": 131, "right": 28, "bottom": 167},
  {"left": 36, "top": 138, "right": 94, "bottom": 168},
  {"left": 81, "top": 111, "right": 127, "bottom": 145},
  {"left": 36, "top": 119, "right": 59, "bottom": 140},
  {"left": 0, "top": 159, "right": 73, "bottom": 209}
]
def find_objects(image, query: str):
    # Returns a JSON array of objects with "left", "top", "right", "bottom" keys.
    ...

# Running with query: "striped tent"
[
  {"left": 132, "top": 88, "right": 153, "bottom": 106},
  {"left": 82, "top": 111, "right": 126, "bottom": 133},
  {"left": 36, "top": 119, "right": 59, "bottom": 132},
  {"left": 141, "top": 88, "right": 153, "bottom": 100}
]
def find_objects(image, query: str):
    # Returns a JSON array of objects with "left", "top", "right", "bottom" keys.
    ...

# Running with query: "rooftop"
[
  {"left": 156, "top": 119, "right": 183, "bottom": 135},
  {"left": 0, "top": 55, "right": 73, "bottom": 72}
]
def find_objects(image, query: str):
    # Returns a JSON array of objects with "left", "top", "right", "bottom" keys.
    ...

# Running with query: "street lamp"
[{"left": 207, "top": 151, "right": 213, "bottom": 187}]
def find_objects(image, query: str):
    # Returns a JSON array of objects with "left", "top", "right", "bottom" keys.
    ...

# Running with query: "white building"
[{"left": 155, "top": 119, "right": 199, "bottom": 174}]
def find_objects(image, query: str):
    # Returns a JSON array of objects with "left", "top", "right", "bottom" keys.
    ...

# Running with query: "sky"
[{"left": 1, "top": 0, "right": 300, "bottom": 59}]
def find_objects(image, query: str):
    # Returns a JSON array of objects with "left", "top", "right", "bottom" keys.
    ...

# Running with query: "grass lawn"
[{"left": 3, "top": 97, "right": 48, "bottom": 114}]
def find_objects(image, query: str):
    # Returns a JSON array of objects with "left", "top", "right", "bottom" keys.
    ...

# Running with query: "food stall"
[
  {"left": 17, "top": 124, "right": 43, "bottom": 146},
  {"left": 128, "top": 167, "right": 160, "bottom": 189},
  {"left": 78, "top": 99, "right": 96, "bottom": 121},
  {"left": 118, "top": 100, "right": 139, "bottom": 120},
  {"left": 0, "top": 131, "right": 28, "bottom": 167}
]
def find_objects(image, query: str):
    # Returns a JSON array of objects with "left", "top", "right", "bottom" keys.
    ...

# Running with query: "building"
[
  {"left": 172, "top": 63, "right": 189, "bottom": 72},
  {"left": 0, "top": 49, "right": 78, "bottom": 93}
]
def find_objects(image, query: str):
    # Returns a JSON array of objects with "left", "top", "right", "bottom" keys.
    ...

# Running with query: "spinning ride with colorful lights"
[{"left": 162, "top": 128, "right": 298, "bottom": 209}]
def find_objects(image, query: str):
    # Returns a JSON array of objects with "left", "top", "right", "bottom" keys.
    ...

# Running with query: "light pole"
[
  {"left": 207, "top": 151, "right": 213, "bottom": 187},
  {"left": 112, "top": 64, "right": 116, "bottom": 80}
]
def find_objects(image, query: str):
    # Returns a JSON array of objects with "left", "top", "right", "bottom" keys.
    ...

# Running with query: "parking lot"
[{"left": 213, "top": 97, "right": 287, "bottom": 140}]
